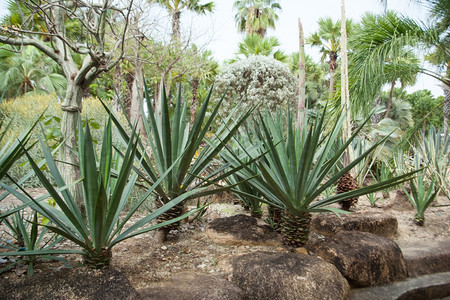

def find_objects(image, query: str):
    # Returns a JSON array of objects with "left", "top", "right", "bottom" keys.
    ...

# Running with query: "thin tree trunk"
[
  {"left": 297, "top": 18, "right": 306, "bottom": 128},
  {"left": 113, "top": 62, "right": 123, "bottom": 111},
  {"left": 131, "top": 32, "right": 144, "bottom": 133},
  {"left": 190, "top": 78, "right": 199, "bottom": 125},
  {"left": 384, "top": 80, "right": 396, "bottom": 119},
  {"left": 444, "top": 85, "right": 449, "bottom": 139},
  {"left": 124, "top": 72, "right": 134, "bottom": 119},
  {"left": 55, "top": 4, "right": 86, "bottom": 212},
  {"left": 371, "top": 97, "right": 382, "bottom": 124},
  {"left": 60, "top": 80, "right": 85, "bottom": 214},
  {"left": 340, "top": 0, "right": 353, "bottom": 167},
  {"left": 329, "top": 52, "right": 338, "bottom": 96}
]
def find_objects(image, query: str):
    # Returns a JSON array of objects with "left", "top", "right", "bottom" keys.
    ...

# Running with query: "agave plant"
[
  {"left": 223, "top": 123, "right": 264, "bottom": 218},
  {"left": 0, "top": 118, "right": 42, "bottom": 221},
  {"left": 222, "top": 109, "right": 417, "bottom": 248},
  {"left": 0, "top": 119, "right": 37, "bottom": 182},
  {"left": 0, "top": 210, "right": 65, "bottom": 275},
  {"left": 103, "top": 84, "right": 253, "bottom": 241},
  {"left": 414, "top": 126, "right": 449, "bottom": 198},
  {"left": 402, "top": 155, "right": 440, "bottom": 226},
  {"left": 0, "top": 117, "right": 202, "bottom": 268}
]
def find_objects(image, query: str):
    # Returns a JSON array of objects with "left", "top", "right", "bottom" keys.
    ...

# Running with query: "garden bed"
[{"left": 0, "top": 189, "right": 449, "bottom": 299}]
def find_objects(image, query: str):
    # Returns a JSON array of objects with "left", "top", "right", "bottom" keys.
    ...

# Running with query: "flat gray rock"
[
  {"left": 311, "top": 212, "right": 398, "bottom": 238},
  {"left": 402, "top": 240, "right": 450, "bottom": 277},
  {"left": 138, "top": 272, "right": 244, "bottom": 300},
  {"left": 231, "top": 251, "right": 350, "bottom": 300},
  {"left": 348, "top": 271, "right": 450, "bottom": 300},
  {"left": 307, "top": 231, "right": 408, "bottom": 287}
]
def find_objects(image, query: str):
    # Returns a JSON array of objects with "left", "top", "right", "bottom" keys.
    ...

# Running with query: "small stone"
[
  {"left": 161, "top": 246, "right": 168, "bottom": 251},
  {"left": 197, "top": 263, "right": 207, "bottom": 269}
]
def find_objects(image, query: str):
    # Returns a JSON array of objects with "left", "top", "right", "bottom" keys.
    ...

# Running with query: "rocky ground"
[{"left": 0, "top": 188, "right": 449, "bottom": 298}]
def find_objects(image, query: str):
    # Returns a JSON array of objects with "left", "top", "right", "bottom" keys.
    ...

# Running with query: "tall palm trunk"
[
  {"left": 172, "top": 11, "right": 181, "bottom": 40},
  {"left": 328, "top": 51, "right": 338, "bottom": 95},
  {"left": 384, "top": 80, "right": 396, "bottom": 118}
]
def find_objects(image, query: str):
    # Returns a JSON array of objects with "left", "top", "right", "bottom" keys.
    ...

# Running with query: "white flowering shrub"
[{"left": 214, "top": 55, "right": 297, "bottom": 115}]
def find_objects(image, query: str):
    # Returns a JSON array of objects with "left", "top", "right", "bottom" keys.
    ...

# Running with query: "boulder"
[
  {"left": 311, "top": 212, "right": 398, "bottom": 238},
  {"left": 389, "top": 189, "right": 414, "bottom": 211},
  {"left": 402, "top": 240, "right": 450, "bottom": 277},
  {"left": 0, "top": 267, "right": 139, "bottom": 300},
  {"left": 231, "top": 251, "right": 350, "bottom": 300},
  {"left": 138, "top": 272, "right": 244, "bottom": 300},
  {"left": 307, "top": 231, "right": 408, "bottom": 287},
  {"left": 206, "top": 214, "right": 281, "bottom": 246}
]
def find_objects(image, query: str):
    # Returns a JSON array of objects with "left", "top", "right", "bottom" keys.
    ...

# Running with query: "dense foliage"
[{"left": 214, "top": 55, "right": 297, "bottom": 115}]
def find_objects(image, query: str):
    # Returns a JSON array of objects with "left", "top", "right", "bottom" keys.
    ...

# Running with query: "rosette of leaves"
[
  {"left": 402, "top": 155, "right": 440, "bottom": 226},
  {"left": 0, "top": 210, "right": 65, "bottom": 275},
  {"left": 222, "top": 122, "right": 264, "bottom": 218},
  {"left": 103, "top": 83, "right": 254, "bottom": 241},
  {"left": 0, "top": 117, "right": 202, "bottom": 268},
  {"left": 223, "top": 109, "right": 417, "bottom": 248},
  {"left": 414, "top": 126, "right": 449, "bottom": 198}
]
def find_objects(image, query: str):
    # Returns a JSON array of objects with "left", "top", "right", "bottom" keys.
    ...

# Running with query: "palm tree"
[
  {"left": 424, "top": 0, "right": 449, "bottom": 137},
  {"left": 307, "top": 17, "right": 354, "bottom": 95},
  {"left": 233, "top": 0, "right": 281, "bottom": 37},
  {"left": 0, "top": 45, "right": 66, "bottom": 99},
  {"left": 382, "top": 49, "right": 420, "bottom": 118},
  {"left": 189, "top": 48, "right": 219, "bottom": 124},
  {"left": 155, "top": 0, "right": 214, "bottom": 40},
  {"left": 349, "top": 6, "right": 449, "bottom": 134},
  {"left": 233, "top": 33, "right": 287, "bottom": 62}
]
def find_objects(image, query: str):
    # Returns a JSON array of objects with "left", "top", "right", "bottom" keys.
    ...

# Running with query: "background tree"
[
  {"left": 233, "top": 0, "right": 281, "bottom": 37},
  {"left": 0, "top": 45, "right": 66, "bottom": 99},
  {"left": 187, "top": 48, "right": 219, "bottom": 124},
  {"left": 232, "top": 33, "right": 287, "bottom": 62},
  {"left": 214, "top": 55, "right": 297, "bottom": 115},
  {"left": 155, "top": 0, "right": 214, "bottom": 40},
  {"left": 348, "top": 9, "right": 448, "bottom": 133},
  {"left": 405, "top": 89, "right": 444, "bottom": 131},
  {"left": 307, "top": 17, "right": 355, "bottom": 95},
  {"left": 288, "top": 53, "right": 328, "bottom": 109},
  {"left": 0, "top": 0, "right": 134, "bottom": 209},
  {"left": 382, "top": 49, "right": 420, "bottom": 118}
]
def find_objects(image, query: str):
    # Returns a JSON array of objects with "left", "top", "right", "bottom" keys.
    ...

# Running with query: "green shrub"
[{"left": 0, "top": 94, "right": 126, "bottom": 186}]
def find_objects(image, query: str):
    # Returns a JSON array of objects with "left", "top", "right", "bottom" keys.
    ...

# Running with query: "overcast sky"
[{"left": 0, "top": 0, "right": 444, "bottom": 97}]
